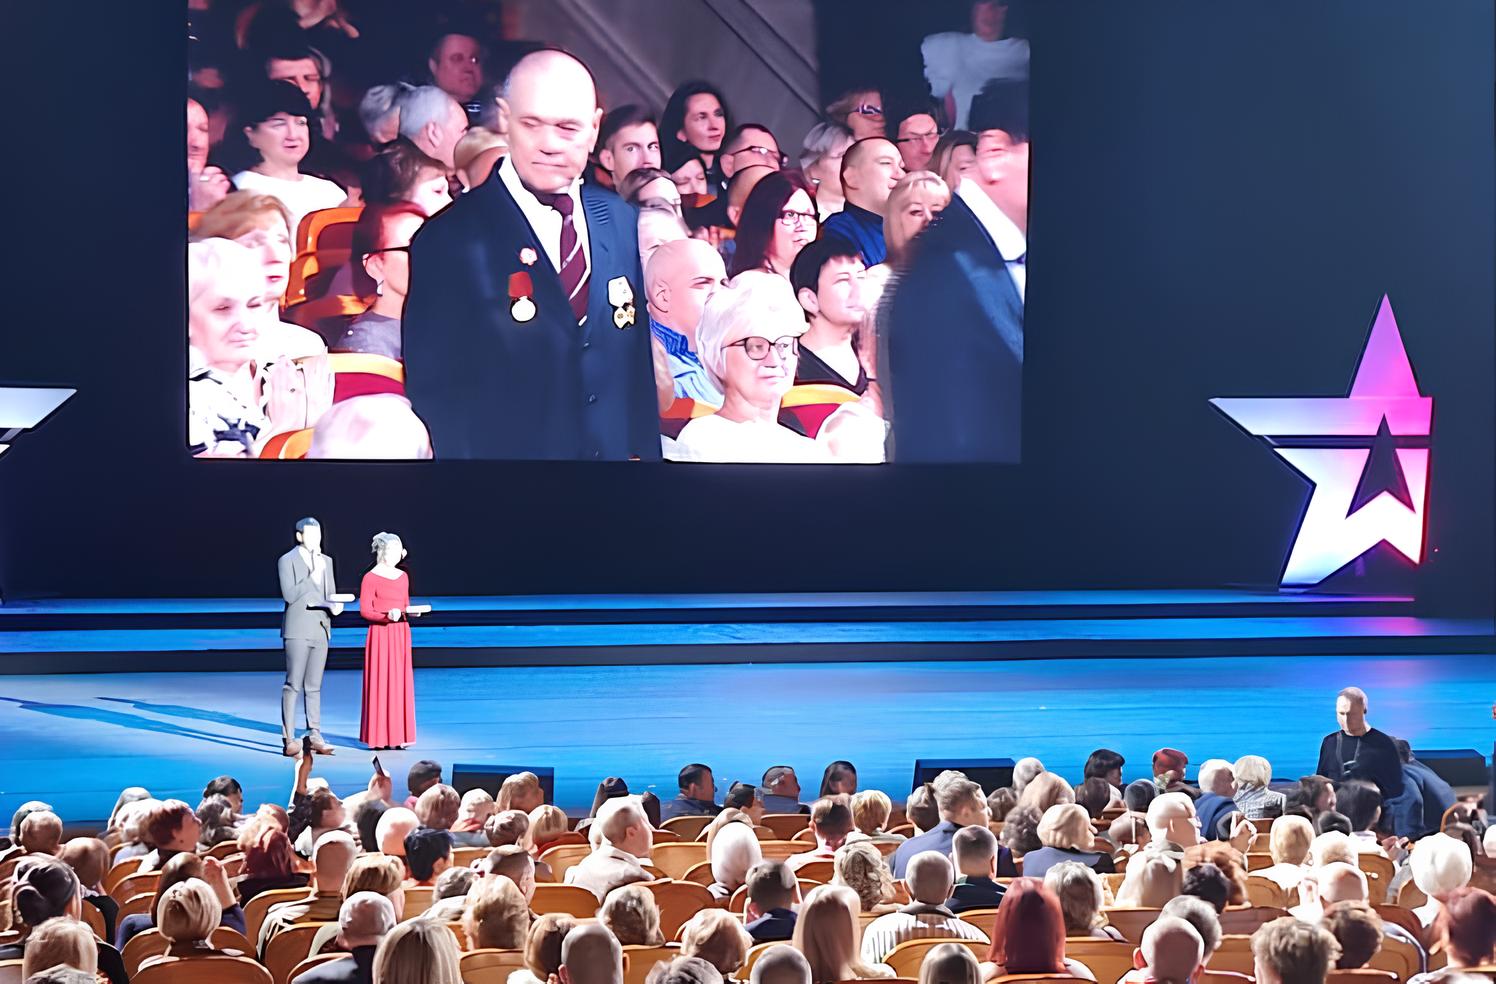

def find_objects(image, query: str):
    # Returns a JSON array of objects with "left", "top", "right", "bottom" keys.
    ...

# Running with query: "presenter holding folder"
[
  {"left": 277, "top": 517, "right": 352, "bottom": 756},
  {"left": 360, "top": 531, "right": 428, "bottom": 750}
]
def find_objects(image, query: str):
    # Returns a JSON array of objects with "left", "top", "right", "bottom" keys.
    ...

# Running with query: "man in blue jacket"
[{"left": 1395, "top": 738, "right": 1456, "bottom": 837}]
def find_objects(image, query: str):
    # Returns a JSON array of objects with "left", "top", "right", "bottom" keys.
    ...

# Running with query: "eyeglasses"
[
  {"left": 854, "top": 103, "right": 884, "bottom": 118},
  {"left": 726, "top": 336, "right": 799, "bottom": 361},
  {"left": 364, "top": 245, "right": 410, "bottom": 256},
  {"left": 731, "top": 145, "right": 789, "bottom": 168},
  {"left": 896, "top": 129, "right": 943, "bottom": 144},
  {"left": 777, "top": 209, "right": 816, "bottom": 228}
]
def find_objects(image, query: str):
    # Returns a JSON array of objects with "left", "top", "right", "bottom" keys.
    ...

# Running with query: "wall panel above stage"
[{"left": 0, "top": 2, "right": 1491, "bottom": 609}]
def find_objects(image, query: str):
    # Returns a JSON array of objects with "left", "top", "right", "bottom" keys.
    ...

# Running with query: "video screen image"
[{"left": 186, "top": 1, "right": 1029, "bottom": 463}]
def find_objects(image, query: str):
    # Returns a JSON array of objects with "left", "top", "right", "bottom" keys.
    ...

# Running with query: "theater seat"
[
  {"left": 779, "top": 383, "right": 860, "bottom": 439},
  {"left": 883, "top": 939, "right": 986, "bottom": 978},
  {"left": 133, "top": 956, "right": 272, "bottom": 984},
  {"left": 259, "top": 428, "right": 316, "bottom": 460}
]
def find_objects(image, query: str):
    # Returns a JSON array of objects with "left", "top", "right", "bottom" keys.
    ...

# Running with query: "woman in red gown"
[{"left": 360, "top": 532, "right": 416, "bottom": 749}]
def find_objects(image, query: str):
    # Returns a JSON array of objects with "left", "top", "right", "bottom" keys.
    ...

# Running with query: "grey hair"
[
  {"left": 370, "top": 531, "right": 402, "bottom": 557},
  {"left": 1337, "top": 687, "right": 1368, "bottom": 708},
  {"left": 396, "top": 85, "right": 461, "bottom": 142},
  {"left": 187, "top": 238, "right": 263, "bottom": 308},
  {"left": 798, "top": 120, "right": 854, "bottom": 172},
  {"left": 360, "top": 83, "right": 410, "bottom": 140},
  {"left": 695, "top": 271, "right": 806, "bottom": 392},
  {"left": 1161, "top": 895, "right": 1222, "bottom": 955},
  {"left": 1044, "top": 861, "right": 1105, "bottom": 932},
  {"left": 1232, "top": 755, "right": 1272, "bottom": 790}
]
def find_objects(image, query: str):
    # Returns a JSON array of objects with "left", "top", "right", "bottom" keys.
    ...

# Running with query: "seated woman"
[
  {"left": 844, "top": 791, "right": 904, "bottom": 846},
  {"left": 462, "top": 875, "right": 531, "bottom": 951},
  {"left": 791, "top": 884, "right": 893, "bottom": 981},
  {"left": 293, "top": 787, "right": 347, "bottom": 857},
  {"left": 191, "top": 191, "right": 326, "bottom": 363},
  {"left": 1020, "top": 804, "right": 1116, "bottom": 879},
  {"left": 833, "top": 842, "right": 897, "bottom": 915},
  {"left": 528, "top": 804, "right": 571, "bottom": 857},
  {"left": 104, "top": 788, "right": 153, "bottom": 848},
  {"left": 187, "top": 239, "right": 273, "bottom": 457},
  {"left": 138, "top": 800, "right": 202, "bottom": 873},
  {"left": 865, "top": 169, "right": 950, "bottom": 308},
  {"left": 979, "top": 877, "right": 1096, "bottom": 982},
  {"left": 508, "top": 913, "right": 578, "bottom": 984},
  {"left": 19, "top": 915, "right": 100, "bottom": 983},
  {"left": 1044, "top": 861, "right": 1125, "bottom": 941},
  {"left": 361, "top": 140, "right": 452, "bottom": 216},
  {"left": 707, "top": 822, "right": 762, "bottom": 900},
  {"left": 0, "top": 857, "right": 128, "bottom": 984},
  {"left": 680, "top": 909, "right": 753, "bottom": 979},
  {"left": 374, "top": 915, "right": 464, "bottom": 984},
  {"left": 196, "top": 796, "right": 240, "bottom": 851},
  {"left": 599, "top": 884, "right": 665, "bottom": 947},
  {"left": 667, "top": 271, "right": 829, "bottom": 463},
  {"left": 1232, "top": 755, "right": 1288, "bottom": 818},
  {"left": 230, "top": 80, "right": 348, "bottom": 237},
  {"left": 1410, "top": 833, "right": 1475, "bottom": 929},
  {"left": 728, "top": 170, "right": 817, "bottom": 278},
  {"left": 236, "top": 822, "right": 310, "bottom": 904},
  {"left": 997, "top": 805, "right": 1042, "bottom": 873},
  {"left": 140, "top": 879, "right": 245, "bottom": 969},
  {"left": 57, "top": 838, "right": 116, "bottom": 944},
  {"left": 1258, "top": 815, "right": 1314, "bottom": 893},
  {"left": 115, "top": 851, "right": 245, "bottom": 951},
  {"left": 1409, "top": 886, "right": 1496, "bottom": 984},
  {"left": 335, "top": 202, "right": 428, "bottom": 360},
  {"left": 451, "top": 789, "right": 496, "bottom": 848}
]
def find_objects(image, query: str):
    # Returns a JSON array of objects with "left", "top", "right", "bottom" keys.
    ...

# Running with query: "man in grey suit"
[{"left": 278, "top": 517, "right": 343, "bottom": 756}]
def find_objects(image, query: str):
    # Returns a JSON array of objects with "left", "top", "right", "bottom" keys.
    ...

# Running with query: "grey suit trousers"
[{"left": 282, "top": 636, "right": 328, "bottom": 744}]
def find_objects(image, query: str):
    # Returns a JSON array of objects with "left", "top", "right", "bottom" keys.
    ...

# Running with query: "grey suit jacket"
[
  {"left": 564, "top": 848, "right": 652, "bottom": 901},
  {"left": 278, "top": 547, "right": 336, "bottom": 640}
]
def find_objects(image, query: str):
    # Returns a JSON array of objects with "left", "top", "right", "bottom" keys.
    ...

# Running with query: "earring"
[{"left": 375, "top": 280, "right": 384, "bottom": 297}]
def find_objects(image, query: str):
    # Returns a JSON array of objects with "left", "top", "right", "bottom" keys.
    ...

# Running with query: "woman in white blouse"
[{"left": 230, "top": 80, "right": 347, "bottom": 237}]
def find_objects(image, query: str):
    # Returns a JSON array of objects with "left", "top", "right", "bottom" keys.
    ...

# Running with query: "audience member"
[
  {"left": 1116, "top": 855, "right": 1184, "bottom": 909},
  {"left": 1153, "top": 749, "right": 1191, "bottom": 795},
  {"left": 451, "top": 789, "right": 496, "bottom": 847},
  {"left": 745, "top": 860, "right": 800, "bottom": 943},
  {"left": 414, "top": 784, "right": 460, "bottom": 833},
  {"left": 1409, "top": 832, "right": 1475, "bottom": 928},
  {"left": 403, "top": 827, "right": 453, "bottom": 885},
  {"left": 709, "top": 821, "right": 764, "bottom": 899},
  {"left": 789, "top": 239, "right": 871, "bottom": 395},
  {"left": 428, "top": 32, "right": 484, "bottom": 105},
  {"left": 1396, "top": 739, "right": 1458, "bottom": 839},
  {"left": 259, "top": 829, "right": 355, "bottom": 956},
  {"left": 681, "top": 909, "right": 753, "bottom": 977},
  {"left": 820, "top": 761, "right": 859, "bottom": 797},
  {"left": 1084, "top": 749, "right": 1126, "bottom": 794},
  {"left": 1316, "top": 688, "right": 1405, "bottom": 800},
  {"left": 375, "top": 806, "right": 420, "bottom": 857},
  {"left": 891, "top": 102, "right": 942, "bottom": 172},
  {"left": 662, "top": 763, "right": 722, "bottom": 821},
  {"left": 1251, "top": 917, "right": 1340, "bottom": 984},
  {"left": 1016, "top": 773, "right": 1075, "bottom": 816},
  {"left": 600, "top": 883, "right": 664, "bottom": 947},
  {"left": 906, "top": 784, "right": 939, "bottom": 835},
  {"left": 762, "top": 766, "right": 806, "bottom": 815},
  {"left": 0, "top": 857, "right": 128, "bottom": 984},
  {"left": 1134, "top": 916, "right": 1205, "bottom": 984},
  {"left": 497, "top": 772, "right": 546, "bottom": 815},
  {"left": 1074, "top": 779, "right": 1112, "bottom": 822},
  {"left": 721, "top": 163, "right": 776, "bottom": 233},
  {"left": 1233, "top": 755, "right": 1288, "bottom": 819},
  {"left": 1316, "top": 811, "right": 1353, "bottom": 837},
  {"left": 291, "top": 892, "right": 394, "bottom": 984},
  {"left": 264, "top": 44, "right": 337, "bottom": 142},
  {"left": 358, "top": 83, "right": 406, "bottom": 145},
  {"left": 997, "top": 806, "right": 1041, "bottom": 863},
  {"left": 19, "top": 811, "right": 63, "bottom": 856},
  {"left": 823, "top": 138, "right": 905, "bottom": 266},
  {"left": 921, "top": 0, "right": 1030, "bottom": 128},
  {"left": 1412, "top": 886, "right": 1496, "bottom": 983},
  {"left": 918, "top": 942, "right": 982, "bottom": 984},
  {"left": 372, "top": 917, "right": 462, "bottom": 984},
  {"left": 238, "top": 822, "right": 309, "bottom": 902},
  {"left": 1336, "top": 780, "right": 1391, "bottom": 856},
  {"left": 231, "top": 80, "right": 348, "bottom": 234},
  {"left": 530, "top": 804, "right": 572, "bottom": 854},
  {"left": 196, "top": 796, "right": 239, "bottom": 850},
  {"left": 514, "top": 913, "right": 579, "bottom": 984},
  {"left": 1020, "top": 803, "right": 1115, "bottom": 879},
  {"left": 19, "top": 916, "right": 99, "bottom": 983},
  {"left": 361, "top": 140, "right": 451, "bottom": 216},
  {"left": 422, "top": 864, "right": 477, "bottom": 921},
  {"left": 148, "top": 878, "right": 239, "bottom": 963},
  {"left": 484, "top": 809, "right": 530, "bottom": 849},
  {"left": 566, "top": 797, "right": 653, "bottom": 901},
  {"left": 947, "top": 825, "right": 1005, "bottom": 913},
  {"left": 662, "top": 81, "right": 732, "bottom": 186},
  {"left": 826, "top": 87, "right": 886, "bottom": 140},
  {"left": 598, "top": 105, "right": 662, "bottom": 188},
  {"left": 788, "top": 797, "right": 855, "bottom": 873},
  {"left": 861, "top": 851, "right": 989, "bottom": 963},
  {"left": 729, "top": 170, "right": 818, "bottom": 278},
  {"left": 305, "top": 394, "right": 433, "bottom": 460},
  {"left": 395, "top": 85, "right": 468, "bottom": 169},
  {"left": 186, "top": 239, "right": 276, "bottom": 457},
  {"left": 560, "top": 923, "right": 625, "bottom": 984},
  {"left": 1323, "top": 900, "right": 1383, "bottom": 970},
  {"left": 834, "top": 842, "right": 896, "bottom": 914},
  {"left": 453, "top": 126, "right": 507, "bottom": 191},
  {"left": 1045, "top": 861, "right": 1122, "bottom": 941},
  {"left": 57, "top": 838, "right": 115, "bottom": 942},
  {"left": 189, "top": 97, "right": 232, "bottom": 211},
  {"left": 1260, "top": 815, "right": 1315, "bottom": 893},
  {"left": 724, "top": 783, "right": 766, "bottom": 825},
  {"left": 1181, "top": 863, "right": 1233, "bottom": 914},
  {"left": 115, "top": 851, "right": 244, "bottom": 951},
  {"left": 1195, "top": 760, "right": 1241, "bottom": 841},
  {"left": 893, "top": 772, "right": 990, "bottom": 879},
  {"left": 929, "top": 130, "right": 978, "bottom": 191},
  {"left": 1292, "top": 776, "right": 1338, "bottom": 816},
  {"left": 791, "top": 884, "right": 893, "bottom": 981},
  {"left": 800, "top": 121, "right": 855, "bottom": 220},
  {"left": 1160, "top": 896, "right": 1225, "bottom": 972},
  {"left": 294, "top": 786, "right": 348, "bottom": 857},
  {"left": 646, "top": 238, "right": 730, "bottom": 408},
  {"left": 620, "top": 168, "right": 684, "bottom": 215},
  {"left": 484, "top": 844, "right": 538, "bottom": 903},
  {"left": 648, "top": 956, "right": 724, "bottom": 984},
  {"left": 846, "top": 790, "right": 905, "bottom": 845},
  {"left": 463, "top": 873, "right": 531, "bottom": 950},
  {"left": 980, "top": 877, "right": 1093, "bottom": 980},
  {"left": 751, "top": 946, "right": 813, "bottom": 984},
  {"left": 719, "top": 124, "right": 784, "bottom": 184}
]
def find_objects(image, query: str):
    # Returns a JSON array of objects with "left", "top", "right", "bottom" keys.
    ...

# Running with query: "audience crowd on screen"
[
  {"left": 183, "top": 0, "right": 1032, "bottom": 462},
  {"left": 2, "top": 686, "right": 1494, "bottom": 984}
]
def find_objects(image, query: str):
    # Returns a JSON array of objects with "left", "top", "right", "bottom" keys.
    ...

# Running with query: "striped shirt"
[{"left": 859, "top": 903, "right": 990, "bottom": 964}]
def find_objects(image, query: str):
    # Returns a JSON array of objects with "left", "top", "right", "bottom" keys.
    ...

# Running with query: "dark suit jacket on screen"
[
  {"left": 402, "top": 162, "right": 660, "bottom": 461},
  {"left": 888, "top": 196, "right": 1023, "bottom": 463}
]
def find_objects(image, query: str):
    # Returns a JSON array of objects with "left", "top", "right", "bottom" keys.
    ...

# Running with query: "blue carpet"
[{"left": 0, "top": 652, "right": 1490, "bottom": 823}]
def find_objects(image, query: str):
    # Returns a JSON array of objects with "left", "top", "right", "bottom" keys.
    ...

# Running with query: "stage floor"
[{"left": 3, "top": 651, "right": 1492, "bottom": 823}]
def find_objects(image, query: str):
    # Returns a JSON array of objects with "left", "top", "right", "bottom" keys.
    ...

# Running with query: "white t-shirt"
[
  {"left": 666, "top": 414, "right": 832, "bottom": 463},
  {"left": 922, "top": 32, "right": 1031, "bottom": 129},
  {"left": 231, "top": 169, "right": 346, "bottom": 240}
]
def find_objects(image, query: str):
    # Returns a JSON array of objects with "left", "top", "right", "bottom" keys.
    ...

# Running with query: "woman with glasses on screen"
[
  {"left": 826, "top": 87, "right": 886, "bottom": 140},
  {"left": 335, "top": 202, "right": 430, "bottom": 360},
  {"left": 728, "top": 170, "right": 818, "bottom": 279}
]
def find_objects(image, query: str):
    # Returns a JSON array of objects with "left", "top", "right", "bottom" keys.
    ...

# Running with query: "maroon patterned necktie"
[{"left": 536, "top": 191, "right": 589, "bottom": 323}]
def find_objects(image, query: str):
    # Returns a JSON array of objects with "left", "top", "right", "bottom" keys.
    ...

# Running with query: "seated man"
[
  {"left": 565, "top": 797, "right": 653, "bottom": 902},
  {"left": 1288, "top": 861, "right": 1425, "bottom": 973},
  {"left": 1194, "top": 760, "right": 1241, "bottom": 841},
  {"left": 646, "top": 240, "right": 728, "bottom": 409},
  {"left": 786, "top": 797, "right": 854, "bottom": 873},
  {"left": 743, "top": 859, "right": 799, "bottom": 943},
  {"left": 660, "top": 763, "right": 722, "bottom": 823},
  {"left": 892, "top": 771, "right": 990, "bottom": 879},
  {"left": 259, "top": 830, "right": 355, "bottom": 956},
  {"left": 414, "top": 784, "right": 461, "bottom": 835},
  {"left": 375, "top": 807, "right": 420, "bottom": 858},
  {"left": 946, "top": 824, "right": 1006, "bottom": 913},
  {"left": 750, "top": 946, "right": 813, "bottom": 984},
  {"left": 18, "top": 812, "right": 63, "bottom": 856},
  {"left": 403, "top": 827, "right": 452, "bottom": 886},
  {"left": 290, "top": 891, "right": 395, "bottom": 984},
  {"left": 404, "top": 761, "right": 443, "bottom": 809},
  {"left": 559, "top": 922, "right": 624, "bottom": 984},
  {"left": 859, "top": 851, "right": 988, "bottom": 963},
  {"left": 760, "top": 766, "right": 804, "bottom": 815},
  {"left": 1396, "top": 739, "right": 1456, "bottom": 838},
  {"left": 1251, "top": 917, "right": 1341, "bottom": 984},
  {"left": 1132, "top": 915, "right": 1205, "bottom": 984},
  {"left": 1322, "top": 901, "right": 1384, "bottom": 971}
]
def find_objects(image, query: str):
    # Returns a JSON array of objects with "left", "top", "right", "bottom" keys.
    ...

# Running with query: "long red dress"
[{"left": 359, "top": 569, "right": 415, "bottom": 748}]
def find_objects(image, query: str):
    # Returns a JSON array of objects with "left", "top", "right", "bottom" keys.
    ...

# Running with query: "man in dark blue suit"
[
  {"left": 888, "top": 80, "right": 1028, "bottom": 463},
  {"left": 403, "top": 49, "right": 660, "bottom": 460},
  {"left": 1395, "top": 738, "right": 1456, "bottom": 837}
]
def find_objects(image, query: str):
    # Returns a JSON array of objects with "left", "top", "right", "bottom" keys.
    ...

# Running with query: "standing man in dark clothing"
[
  {"left": 1395, "top": 738, "right": 1456, "bottom": 837},
  {"left": 1316, "top": 687, "right": 1405, "bottom": 800}
]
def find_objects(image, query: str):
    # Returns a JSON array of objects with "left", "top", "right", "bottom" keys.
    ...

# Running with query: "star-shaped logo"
[
  {"left": 1211, "top": 296, "right": 1431, "bottom": 586},
  {"left": 0, "top": 386, "right": 74, "bottom": 458}
]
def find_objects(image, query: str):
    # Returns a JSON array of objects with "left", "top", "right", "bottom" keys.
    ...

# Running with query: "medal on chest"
[
  {"left": 608, "top": 276, "right": 636, "bottom": 329},
  {"left": 508, "top": 271, "right": 536, "bottom": 323}
]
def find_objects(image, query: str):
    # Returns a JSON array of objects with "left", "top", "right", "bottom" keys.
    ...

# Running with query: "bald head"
[
  {"left": 498, "top": 50, "right": 602, "bottom": 193},
  {"left": 840, "top": 137, "right": 905, "bottom": 212},
  {"left": 1316, "top": 862, "right": 1368, "bottom": 905},
  {"left": 596, "top": 797, "right": 651, "bottom": 859},
  {"left": 726, "top": 164, "right": 774, "bottom": 225},
  {"left": 751, "top": 946, "right": 811, "bottom": 984},
  {"left": 1147, "top": 792, "right": 1200, "bottom": 847},
  {"left": 646, "top": 238, "right": 726, "bottom": 337},
  {"left": 1139, "top": 915, "right": 1205, "bottom": 984},
  {"left": 312, "top": 831, "right": 358, "bottom": 891},
  {"left": 560, "top": 923, "right": 623, "bottom": 984},
  {"left": 906, "top": 850, "right": 956, "bottom": 904}
]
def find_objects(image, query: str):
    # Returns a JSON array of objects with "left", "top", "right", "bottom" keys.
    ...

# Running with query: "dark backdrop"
[{"left": 2, "top": 1, "right": 1491, "bottom": 610}]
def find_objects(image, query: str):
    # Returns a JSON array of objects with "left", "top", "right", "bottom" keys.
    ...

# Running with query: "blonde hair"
[
  {"left": 342, "top": 853, "right": 406, "bottom": 899},
  {"left": 792, "top": 884, "right": 885, "bottom": 982},
  {"left": 157, "top": 878, "right": 221, "bottom": 944},
  {"left": 1044, "top": 861, "right": 1106, "bottom": 934},
  {"left": 1018, "top": 773, "right": 1075, "bottom": 815},
  {"left": 883, "top": 170, "right": 950, "bottom": 267},
  {"left": 600, "top": 884, "right": 663, "bottom": 946},
  {"left": 918, "top": 941, "right": 981, "bottom": 984},
  {"left": 850, "top": 790, "right": 892, "bottom": 835},
  {"left": 190, "top": 190, "right": 293, "bottom": 243},
  {"left": 457, "top": 789, "right": 496, "bottom": 828},
  {"left": 710, "top": 821, "right": 763, "bottom": 892},
  {"left": 497, "top": 772, "right": 542, "bottom": 812},
  {"left": 832, "top": 841, "right": 893, "bottom": 912},
  {"left": 680, "top": 908, "right": 753, "bottom": 975},
  {"left": 1310, "top": 831, "right": 1356, "bottom": 868},
  {"left": 20, "top": 917, "right": 98, "bottom": 980},
  {"left": 1233, "top": 755, "right": 1273, "bottom": 790},
  {"left": 524, "top": 913, "right": 579, "bottom": 978},
  {"left": 1037, "top": 803, "right": 1096, "bottom": 851},
  {"left": 1117, "top": 856, "right": 1184, "bottom": 908},
  {"left": 463, "top": 874, "right": 531, "bottom": 950},
  {"left": 374, "top": 918, "right": 463, "bottom": 984},
  {"left": 528, "top": 804, "right": 569, "bottom": 848},
  {"left": 1269, "top": 815, "right": 1314, "bottom": 866}
]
